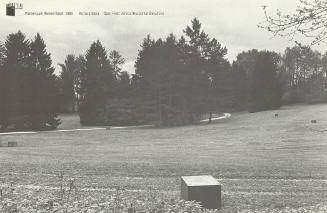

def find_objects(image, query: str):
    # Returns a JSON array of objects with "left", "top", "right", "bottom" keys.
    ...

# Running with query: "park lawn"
[{"left": 0, "top": 104, "right": 327, "bottom": 212}]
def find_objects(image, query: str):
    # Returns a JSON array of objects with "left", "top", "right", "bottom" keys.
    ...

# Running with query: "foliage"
[
  {"left": 304, "top": 73, "right": 327, "bottom": 103},
  {"left": 99, "top": 99, "right": 146, "bottom": 126},
  {"left": 233, "top": 45, "right": 327, "bottom": 108},
  {"left": 248, "top": 51, "right": 282, "bottom": 112},
  {"left": 134, "top": 19, "right": 232, "bottom": 126},
  {"left": 75, "top": 40, "right": 138, "bottom": 126},
  {"left": 281, "top": 45, "right": 327, "bottom": 104},
  {"left": 29, "top": 33, "right": 61, "bottom": 129},
  {"left": 0, "top": 31, "right": 60, "bottom": 131},
  {"left": 53, "top": 17, "right": 327, "bottom": 126},
  {"left": 78, "top": 40, "right": 115, "bottom": 125},
  {"left": 232, "top": 50, "right": 283, "bottom": 112},
  {"left": 58, "top": 54, "right": 84, "bottom": 112},
  {"left": 117, "top": 71, "right": 131, "bottom": 99},
  {"left": 109, "top": 50, "right": 126, "bottom": 78},
  {"left": 231, "top": 62, "right": 248, "bottom": 110}
]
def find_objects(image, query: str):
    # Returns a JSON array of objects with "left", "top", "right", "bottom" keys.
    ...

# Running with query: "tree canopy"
[{"left": 0, "top": 31, "right": 60, "bottom": 131}]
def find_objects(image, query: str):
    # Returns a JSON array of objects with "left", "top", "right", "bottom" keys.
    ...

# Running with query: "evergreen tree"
[
  {"left": 183, "top": 18, "right": 231, "bottom": 121},
  {"left": 4, "top": 31, "right": 30, "bottom": 66},
  {"left": 134, "top": 19, "right": 232, "bottom": 126},
  {"left": 183, "top": 18, "right": 211, "bottom": 120},
  {"left": 135, "top": 34, "right": 187, "bottom": 125},
  {"left": 0, "top": 31, "right": 60, "bottom": 131},
  {"left": 1, "top": 31, "right": 31, "bottom": 130},
  {"left": 29, "top": 33, "right": 60, "bottom": 129},
  {"left": 134, "top": 35, "right": 159, "bottom": 120},
  {"left": 78, "top": 40, "right": 114, "bottom": 125}
]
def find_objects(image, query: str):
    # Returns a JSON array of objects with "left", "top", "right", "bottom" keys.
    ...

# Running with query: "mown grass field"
[{"left": 1, "top": 104, "right": 327, "bottom": 212}]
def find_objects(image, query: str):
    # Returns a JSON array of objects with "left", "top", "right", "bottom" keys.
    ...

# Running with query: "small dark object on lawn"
[
  {"left": 8, "top": 141, "right": 18, "bottom": 147},
  {"left": 275, "top": 113, "right": 278, "bottom": 117},
  {"left": 311, "top": 120, "right": 317, "bottom": 123},
  {"left": 181, "top": 175, "right": 221, "bottom": 209},
  {"left": 127, "top": 207, "right": 136, "bottom": 213}
]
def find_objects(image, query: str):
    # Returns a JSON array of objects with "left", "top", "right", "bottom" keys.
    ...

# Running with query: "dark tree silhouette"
[
  {"left": 29, "top": 33, "right": 61, "bottom": 129},
  {"left": 0, "top": 31, "right": 60, "bottom": 131},
  {"left": 249, "top": 51, "right": 282, "bottom": 112},
  {"left": 134, "top": 18, "right": 232, "bottom": 126},
  {"left": 231, "top": 62, "right": 248, "bottom": 110},
  {"left": 232, "top": 50, "right": 283, "bottom": 112},
  {"left": 58, "top": 54, "right": 82, "bottom": 112},
  {"left": 78, "top": 40, "right": 114, "bottom": 125},
  {"left": 1, "top": 31, "right": 31, "bottom": 130},
  {"left": 117, "top": 71, "right": 131, "bottom": 99},
  {"left": 109, "top": 50, "right": 125, "bottom": 78},
  {"left": 183, "top": 18, "right": 231, "bottom": 122}
]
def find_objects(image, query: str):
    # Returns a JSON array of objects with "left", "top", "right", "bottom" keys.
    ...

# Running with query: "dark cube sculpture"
[{"left": 181, "top": 175, "right": 221, "bottom": 209}]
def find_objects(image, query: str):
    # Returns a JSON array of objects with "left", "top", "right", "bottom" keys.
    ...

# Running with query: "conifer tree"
[
  {"left": 78, "top": 40, "right": 114, "bottom": 125},
  {"left": 0, "top": 31, "right": 60, "bottom": 131},
  {"left": 1, "top": 31, "right": 31, "bottom": 130},
  {"left": 29, "top": 33, "right": 60, "bottom": 129}
]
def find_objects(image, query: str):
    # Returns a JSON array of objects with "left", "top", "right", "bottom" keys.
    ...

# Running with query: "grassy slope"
[{"left": 0, "top": 104, "right": 327, "bottom": 210}]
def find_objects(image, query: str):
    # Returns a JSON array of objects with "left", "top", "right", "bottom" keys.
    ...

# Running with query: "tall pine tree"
[
  {"left": 29, "top": 33, "right": 60, "bottom": 129},
  {"left": 78, "top": 40, "right": 114, "bottom": 125},
  {"left": 1, "top": 31, "right": 31, "bottom": 130}
]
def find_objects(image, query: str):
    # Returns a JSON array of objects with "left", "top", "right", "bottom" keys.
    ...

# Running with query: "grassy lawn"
[{"left": 0, "top": 104, "right": 327, "bottom": 212}]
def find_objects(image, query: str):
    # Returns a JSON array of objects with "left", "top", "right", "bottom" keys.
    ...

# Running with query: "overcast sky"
[{"left": 0, "top": 0, "right": 322, "bottom": 74}]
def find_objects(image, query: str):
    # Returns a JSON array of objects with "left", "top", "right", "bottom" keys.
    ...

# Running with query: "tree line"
[
  {"left": 0, "top": 32, "right": 60, "bottom": 131},
  {"left": 1, "top": 18, "right": 327, "bottom": 131}
]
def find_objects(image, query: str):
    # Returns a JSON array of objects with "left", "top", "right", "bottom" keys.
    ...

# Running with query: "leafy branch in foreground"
[{"left": 259, "top": 0, "right": 327, "bottom": 45}]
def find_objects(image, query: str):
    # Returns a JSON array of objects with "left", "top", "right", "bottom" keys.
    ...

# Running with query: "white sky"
[{"left": 0, "top": 0, "right": 323, "bottom": 74}]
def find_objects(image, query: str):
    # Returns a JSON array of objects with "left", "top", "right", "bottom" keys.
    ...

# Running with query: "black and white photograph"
[{"left": 0, "top": 0, "right": 327, "bottom": 212}]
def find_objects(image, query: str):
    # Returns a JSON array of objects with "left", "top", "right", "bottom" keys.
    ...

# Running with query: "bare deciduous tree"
[{"left": 259, "top": 0, "right": 327, "bottom": 45}]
